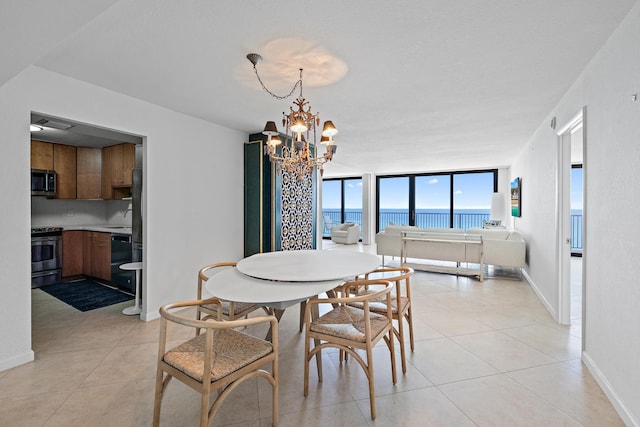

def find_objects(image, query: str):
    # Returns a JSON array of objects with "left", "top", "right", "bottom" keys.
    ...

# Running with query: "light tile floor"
[{"left": 0, "top": 244, "right": 623, "bottom": 426}]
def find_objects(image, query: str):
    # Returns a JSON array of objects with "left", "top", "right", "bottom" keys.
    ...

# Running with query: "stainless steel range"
[{"left": 31, "top": 226, "right": 62, "bottom": 287}]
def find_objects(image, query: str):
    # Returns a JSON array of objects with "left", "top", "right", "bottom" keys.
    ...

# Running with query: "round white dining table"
[
  {"left": 205, "top": 250, "right": 380, "bottom": 309},
  {"left": 236, "top": 249, "right": 380, "bottom": 282}
]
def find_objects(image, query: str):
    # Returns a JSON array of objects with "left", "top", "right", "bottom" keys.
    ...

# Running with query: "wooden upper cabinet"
[
  {"left": 31, "top": 140, "right": 54, "bottom": 170},
  {"left": 76, "top": 147, "right": 102, "bottom": 199},
  {"left": 111, "top": 143, "right": 135, "bottom": 187},
  {"left": 101, "top": 145, "right": 113, "bottom": 200},
  {"left": 53, "top": 144, "right": 76, "bottom": 199}
]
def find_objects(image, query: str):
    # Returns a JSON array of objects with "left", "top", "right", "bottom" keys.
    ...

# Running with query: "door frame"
[{"left": 556, "top": 107, "right": 586, "bottom": 341}]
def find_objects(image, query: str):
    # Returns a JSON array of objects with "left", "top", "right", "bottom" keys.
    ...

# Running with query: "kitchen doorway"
[{"left": 30, "top": 112, "right": 146, "bottom": 352}]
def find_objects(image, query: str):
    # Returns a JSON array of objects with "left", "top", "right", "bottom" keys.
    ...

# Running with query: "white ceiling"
[{"left": 4, "top": 0, "right": 636, "bottom": 176}]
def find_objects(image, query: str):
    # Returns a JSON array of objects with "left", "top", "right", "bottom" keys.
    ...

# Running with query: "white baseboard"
[
  {"left": 141, "top": 310, "right": 159, "bottom": 322},
  {"left": 582, "top": 351, "right": 638, "bottom": 427},
  {"left": 522, "top": 269, "right": 558, "bottom": 322},
  {"left": 0, "top": 350, "right": 34, "bottom": 372}
]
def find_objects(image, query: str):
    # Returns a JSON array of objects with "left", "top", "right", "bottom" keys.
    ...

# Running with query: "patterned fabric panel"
[
  {"left": 310, "top": 305, "right": 390, "bottom": 342},
  {"left": 280, "top": 170, "right": 314, "bottom": 250},
  {"left": 348, "top": 294, "right": 410, "bottom": 315},
  {"left": 163, "top": 329, "right": 272, "bottom": 382},
  {"left": 200, "top": 301, "right": 261, "bottom": 318}
]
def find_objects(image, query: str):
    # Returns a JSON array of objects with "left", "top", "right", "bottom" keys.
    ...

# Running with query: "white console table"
[{"left": 400, "top": 232, "right": 484, "bottom": 282}]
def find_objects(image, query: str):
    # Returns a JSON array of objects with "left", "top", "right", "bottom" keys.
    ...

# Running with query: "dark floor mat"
[{"left": 40, "top": 279, "right": 133, "bottom": 312}]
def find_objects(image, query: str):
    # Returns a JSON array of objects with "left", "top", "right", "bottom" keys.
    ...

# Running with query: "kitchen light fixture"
[
  {"left": 30, "top": 124, "right": 43, "bottom": 132},
  {"left": 247, "top": 53, "right": 338, "bottom": 180}
]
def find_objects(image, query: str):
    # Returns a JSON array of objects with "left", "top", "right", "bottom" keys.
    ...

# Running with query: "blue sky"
[
  {"left": 571, "top": 167, "right": 583, "bottom": 209},
  {"left": 324, "top": 168, "right": 583, "bottom": 211},
  {"left": 323, "top": 172, "right": 496, "bottom": 210}
]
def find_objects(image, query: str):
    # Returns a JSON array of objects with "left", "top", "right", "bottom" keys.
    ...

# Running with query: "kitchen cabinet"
[
  {"left": 76, "top": 147, "right": 102, "bottom": 199},
  {"left": 111, "top": 143, "right": 135, "bottom": 187},
  {"left": 91, "top": 232, "right": 111, "bottom": 281},
  {"left": 31, "top": 140, "right": 54, "bottom": 170},
  {"left": 83, "top": 231, "right": 111, "bottom": 281},
  {"left": 102, "top": 143, "right": 134, "bottom": 200},
  {"left": 101, "top": 145, "right": 113, "bottom": 199},
  {"left": 53, "top": 144, "right": 77, "bottom": 199},
  {"left": 62, "top": 230, "right": 84, "bottom": 277}
]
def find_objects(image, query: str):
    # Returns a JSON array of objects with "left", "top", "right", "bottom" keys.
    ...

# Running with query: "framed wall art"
[{"left": 511, "top": 177, "right": 521, "bottom": 217}]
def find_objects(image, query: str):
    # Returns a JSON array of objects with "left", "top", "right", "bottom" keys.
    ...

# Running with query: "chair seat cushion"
[
  {"left": 164, "top": 329, "right": 273, "bottom": 382},
  {"left": 310, "top": 306, "right": 390, "bottom": 342},
  {"left": 348, "top": 295, "right": 410, "bottom": 315},
  {"left": 200, "top": 301, "right": 261, "bottom": 318}
]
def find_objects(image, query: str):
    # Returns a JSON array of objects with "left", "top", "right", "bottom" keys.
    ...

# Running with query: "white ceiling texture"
[{"left": 3, "top": 0, "right": 636, "bottom": 177}]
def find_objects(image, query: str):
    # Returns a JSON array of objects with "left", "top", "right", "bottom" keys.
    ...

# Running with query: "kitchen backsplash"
[{"left": 31, "top": 198, "right": 131, "bottom": 227}]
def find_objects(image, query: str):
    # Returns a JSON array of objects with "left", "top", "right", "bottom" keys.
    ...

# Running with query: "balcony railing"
[
  {"left": 322, "top": 209, "right": 584, "bottom": 251},
  {"left": 571, "top": 214, "right": 582, "bottom": 251}
]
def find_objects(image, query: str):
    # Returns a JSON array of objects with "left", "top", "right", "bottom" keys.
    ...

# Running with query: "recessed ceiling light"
[{"left": 30, "top": 125, "right": 43, "bottom": 132}]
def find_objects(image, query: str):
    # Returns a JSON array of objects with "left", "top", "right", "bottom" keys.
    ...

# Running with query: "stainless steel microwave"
[{"left": 31, "top": 169, "right": 56, "bottom": 197}]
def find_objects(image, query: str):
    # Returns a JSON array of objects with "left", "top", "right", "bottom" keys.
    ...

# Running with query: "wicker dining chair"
[
  {"left": 303, "top": 278, "right": 396, "bottom": 420},
  {"left": 197, "top": 262, "right": 271, "bottom": 333},
  {"left": 352, "top": 266, "right": 415, "bottom": 373},
  {"left": 153, "top": 298, "right": 279, "bottom": 427}
]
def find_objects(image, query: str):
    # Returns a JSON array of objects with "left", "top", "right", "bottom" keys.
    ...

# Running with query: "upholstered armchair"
[{"left": 330, "top": 223, "right": 360, "bottom": 244}]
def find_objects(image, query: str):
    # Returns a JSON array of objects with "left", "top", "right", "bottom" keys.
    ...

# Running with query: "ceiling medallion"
[{"left": 247, "top": 53, "right": 338, "bottom": 180}]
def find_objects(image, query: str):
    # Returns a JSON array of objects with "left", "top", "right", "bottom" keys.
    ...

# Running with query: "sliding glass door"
[
  {"left": 415, "top": 175, "right": 451, "bottom": 228},
  {"left": 321, "top": 177, "right": 362, "bottom": 238},
  {"left": 453, "top": 172, "right": 495, "bottom": 229},
  {"left": 378, "top": 176, "right": 409, "bottom": 230}
]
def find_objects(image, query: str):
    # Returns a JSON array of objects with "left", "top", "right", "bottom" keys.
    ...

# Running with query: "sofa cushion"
[{"left": 466, "top": 228, "right": 513, "bottom": 240}]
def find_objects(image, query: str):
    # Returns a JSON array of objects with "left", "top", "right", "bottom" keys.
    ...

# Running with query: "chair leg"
[
  {"left": 366, "top": 346, "right": 376, "bottom": 420},
  {"left": 389, "top": 329, "right": 397, "bottom": 385},
  {"left": 200, "top": 388, "right": 210, "bottom": 427},
  {"left": 272, "top": 359, "right": 279, "bottom": 427},
  {"left": 152, "top": 369, "right": 165, "bottom": 427},
  {"left": 396, "top": 317, "right": 407, "bottom": 374},
  {"left": 406, "top": 307, "right": 415, "bottom": 352},
  {"left": 304, "top": 334, "right": 311, "bottom": 396}
]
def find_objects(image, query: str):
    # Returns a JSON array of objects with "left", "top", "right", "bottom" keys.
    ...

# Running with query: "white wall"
[
  {"left": 0, "top": 66, "right": 246, "bottom": 371},
  {"left": 511, "top": 3, "right": 640, "bottom": 424}
]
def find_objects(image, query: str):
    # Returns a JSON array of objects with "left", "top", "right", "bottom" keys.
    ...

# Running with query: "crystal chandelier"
[{"left": 247, "top": 53, "right": 338, "bottom": 180}]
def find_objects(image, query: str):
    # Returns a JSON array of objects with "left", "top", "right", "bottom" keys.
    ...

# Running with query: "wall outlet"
[{"left": 66, "top": 209, "right": 74, "bottom": 217}]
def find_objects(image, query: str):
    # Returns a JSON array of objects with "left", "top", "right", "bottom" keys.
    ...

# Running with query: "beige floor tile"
[
  {"left": 2, "top": 256, "right": 622, "bottom": 426},
  {"left": 501, "top": 324, "right": 582, "bottom": 361},
  {"left": 34, "top": 323, "right": 136, "bottom": 353},
  {"left": 273, "top": 401, "right": 370, "bottom": 427},
  {"left": 324, "top": 345, "right": 433, "bottom": 400},
  {"left": 356, "top": 387, "right": 476, "bottom": 426},
  {"left": 0, "top": 391, "right": 72, "bottom": 426},
  {"left": 0, "top": 348, "right": 111, "bottom": 398},
  {"left": 257, "top": 348, "right": 354, "bottom": 417},
  {"left": 416, "top": 306, "right": 494, "bottom": 337},
  {"left": 81, "top": 341, "right": 159, "bottom": 387},
  {"left": 452, "top": 330, "right": 557, "bottom": 372},
  {"left": 410, "top": 338, "right": 499, "bottom": 385},
  {"left": 438, "top": 374, "right": 584, "bottom": 426},
  {"left": 507, "top": 363, "right": 625, "bottom": 426},
  {"left": 42, "top": 380, "right": 155, "bottom": 427}
]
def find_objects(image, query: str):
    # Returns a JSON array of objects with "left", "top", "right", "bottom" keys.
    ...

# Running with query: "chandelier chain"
[{"left": 252, "top": 65, "right": 302, "bottom": 100}]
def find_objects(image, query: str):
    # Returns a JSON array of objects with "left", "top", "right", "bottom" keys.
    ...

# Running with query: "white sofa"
[
  {"left": 375, "top": 225, "right": 526, "bottom": 277},
  {"left": 331, "top": 223, "right": 361, "bottom": 244}
]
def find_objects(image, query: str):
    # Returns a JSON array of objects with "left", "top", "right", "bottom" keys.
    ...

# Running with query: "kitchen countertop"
[{"left": 61, "top": 225, "right": 132, "bottom": 235}]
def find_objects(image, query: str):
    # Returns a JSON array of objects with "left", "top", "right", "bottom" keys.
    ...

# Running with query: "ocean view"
[{"left": 322, "top": 208, "right": 584, "bottom": 250}]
